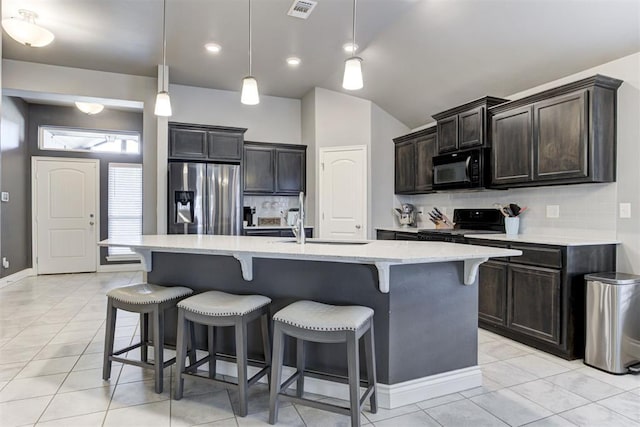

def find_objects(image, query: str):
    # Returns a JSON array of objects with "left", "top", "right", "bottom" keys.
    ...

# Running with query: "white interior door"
[
  {"left": 319, "top": 146, "right": 367, "bottom": 240},
  {"left": 34, "top": 158, "right": 99, "bottom": 274}
]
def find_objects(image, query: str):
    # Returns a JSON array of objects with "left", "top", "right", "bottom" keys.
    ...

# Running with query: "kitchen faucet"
[{"left": 291, "top": 191, "right": 306, "bottom": 244}]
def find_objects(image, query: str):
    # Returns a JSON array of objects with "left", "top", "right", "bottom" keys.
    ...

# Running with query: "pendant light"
[
  {"left": 342, "top": 0, "right": 363, "bottom": 90},
  {"left": 154, "top": 0, "right": 172, "bottom": 117},
  {"left": 241, "top": 0, "right": 260, "bottom": 105},
  {"left": 2, "top": 9, "right": 55, "bottom": 47}
]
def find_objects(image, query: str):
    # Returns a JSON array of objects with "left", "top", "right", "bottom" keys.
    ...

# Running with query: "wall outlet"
[
  {"left": 0, "top": 192, "right": 8, "bottom": 202},
  {"left": 546, "top": 205, "right": 560, "bottom": 218},
  {"left": 620, "top": 203, "right": 632, "bottom": 218},
  {"left": 2, "top": 257, "right": 8, "bottom": 269}
]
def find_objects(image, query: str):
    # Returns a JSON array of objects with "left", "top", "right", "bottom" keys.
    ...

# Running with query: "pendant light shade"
[
  {"left": 343, "top": 0, "right": 363, "bottom": 91},
  {"left": 241, "top": 77, "right": 260, "bottom": 105},
  {"left": 154, "top": 91, "right": 172, "bottom": 116},
  {"left": 241, "top": 0, "right": 260, "bottom": 105},
  {"left": 155, "top": 0, "right": 172, "bottom": 117},
  {"left": 2, "top": 9, "right": 54, "bottom": 47},
  {"left": 342, "top": 57, "right": 363, "bottom": 90}
]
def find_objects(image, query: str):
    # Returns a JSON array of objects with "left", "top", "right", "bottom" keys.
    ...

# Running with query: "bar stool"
[
  {"left": 174, "top": 290, "right": 272, "bottom": 417},
  {"left": 102, "top": 283, "right": 193, "bottom": 393},
  {"left": 268, "top": 300, "right": 377, "bottom": 427}
]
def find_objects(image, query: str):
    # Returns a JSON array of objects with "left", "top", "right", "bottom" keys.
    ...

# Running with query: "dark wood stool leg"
[
  {"left": 140, "top": 312, "right": 149, "bottom": 362},
  {"left": 261, "top": 313, "right": 271, "bottom": 388},
  {"left": 347, "top": 331, "right": 361, "bottom": 427},
  {"left": 102, "top": 298, "right": 117, "bottom": 381},
  {"left": 364, "top": 321, "right": 377, "bottom": 414},
  {"left": 188, "top": 321, "right": 197, "bottom": 365},
  {"left": 153, "top": 306, "right": 165, "bottom": 394},
  {"left": 268, "top": 323, "right": 285, "bottom": 425},
  {"left": 174, "top": 308, "right": 188, "bottom": 400},
  {"left": 208, "top": 325, "right": 216, "bottom": 379},
  {"left": 296, "top": 338, "right": 305, "bottom": 397},
  {"left": 235, "top": 317, "right": 249, "bottom": 417}
]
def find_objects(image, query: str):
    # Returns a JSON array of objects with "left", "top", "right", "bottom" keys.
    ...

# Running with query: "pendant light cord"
[
  {"left": 352, "top": 0, "right": 357, "bottom": 56},
  {"left": 248, "top": 0, "right": 252, "bottom": 76},
  {"left": 161, "top": 0, "right": 167, "bottom": 90}
]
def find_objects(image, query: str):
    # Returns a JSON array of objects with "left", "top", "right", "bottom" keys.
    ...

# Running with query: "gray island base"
[{"left": 100, "top": 235, "right": 519, "bottom": 408}]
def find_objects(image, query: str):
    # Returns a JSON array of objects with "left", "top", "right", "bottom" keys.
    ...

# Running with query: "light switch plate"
[
  {"left": 620, "top": 203, "right": 631, "bottom": 218},
  {"left": 0, "top": 192, "right": 8, "bottom": 202},
  {"left": 546, "top": 205, "right": 560, "bottom": 218}
]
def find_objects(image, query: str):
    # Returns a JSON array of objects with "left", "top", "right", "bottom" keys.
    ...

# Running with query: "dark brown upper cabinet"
[
  {"left": 243, "top": 142, "right": 306, "bottom": 196},
  {"left": 393, "top": 127, "right": 437, "bottom": 194},
  {"left": 489, "top": 75, "right": 622, "bottom": 188},
  {"left": 433, "top": 96, "right": 509, "bottom": 154},
  {"left": 169, "top": 123, "right": 246, "bottom": 162}
]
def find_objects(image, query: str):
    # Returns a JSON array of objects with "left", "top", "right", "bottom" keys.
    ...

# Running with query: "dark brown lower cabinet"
[
  {"left": 475, "top": 240, "right": 616, "bottom": 360},
  {"left": 244, "top": 228, "right": 312, "bottom": 238}
]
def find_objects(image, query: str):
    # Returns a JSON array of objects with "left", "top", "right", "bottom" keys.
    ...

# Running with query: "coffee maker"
[{"left": 394, "top": 203, "right": 416, "bottom": 227}]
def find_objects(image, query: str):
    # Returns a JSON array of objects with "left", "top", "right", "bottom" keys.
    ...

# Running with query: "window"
[
  {"left": 40, "top": 126, "right": 140, "bottom": 154},
  {"left": 108, "top": 163, "right": 143, "bottom": 260}
]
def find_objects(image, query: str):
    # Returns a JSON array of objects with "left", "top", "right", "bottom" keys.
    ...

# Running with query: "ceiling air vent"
[{"left": 287, "top": 0, "right": 317, "bottom": 19}]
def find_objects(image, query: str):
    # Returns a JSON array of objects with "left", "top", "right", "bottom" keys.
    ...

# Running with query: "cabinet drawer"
[
  {"left": 511, "top": 244, "right": 562, "bottom": 268},
  {"left": 469, "top": 239, "right": 509, "bottom": 261}
]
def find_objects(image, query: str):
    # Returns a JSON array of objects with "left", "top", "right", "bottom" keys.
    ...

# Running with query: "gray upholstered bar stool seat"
[
  {"left": 269, "top": 301, "right": 377, "bottom": 427},
  {"left": 103, "top": 283, "right": 193, "bottom": 393},
  {"left": 174, "top": 290, "right": 272, "bottom": 417}
]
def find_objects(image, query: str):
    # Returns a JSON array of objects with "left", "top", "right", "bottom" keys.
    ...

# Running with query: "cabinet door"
[
  {"left": 507, "top": 264, "right": 561, "bottom": 345},
  {"left": 244, "top": 146, "right": 275, "bottom": 193},
  {"left": 534, "top": 91, "right": 588, "bottom": 181},
  {"left": 478, "top": 261, "right": 508, "bottom": 326},
  {"left": 207, "top": 131, "right": 242, "bottom": 161},
  {"left": 394, "top": 141, "right": 415, "bottom": 194},
  {"left": 492, "top": 106, "right": 533, "bottom": 185},
  {"left": 437, "top": 115, "right": 458, "bottom": 153},
  {"left": 169, "top": 128, "right": 207, "bottom": 159},
  {"left": 415, "top": 133, "right": 436, "bottom": 192},
  {"left": 459, "top": 107, "right": 484, "bottom": 149},
  {"left": 275, "top": 148, "right": 306, "bottom": 195}
]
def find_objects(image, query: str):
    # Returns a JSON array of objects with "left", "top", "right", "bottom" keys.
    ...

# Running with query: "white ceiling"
[{"left": 2, "top": 0, "right": 639, "bottom": 128}]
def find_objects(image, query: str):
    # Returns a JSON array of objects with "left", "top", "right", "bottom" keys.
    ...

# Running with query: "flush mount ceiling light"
[
  {"left": 75, "top": 102, "right": 104, "bottom": 115},
  {"left": 342, "top": 0, "right": 363, "bottom": 90},
  {"left": 286, "top": 57, "right": 301, "bottom": 66},
  {"left": 204, "top": 42, "right": 222, "bottom": 53},
  {"left": 154, "top": 0, "right": 172, "bottom": 117},
  {"left": 342, "top": 42, "right": 358, "bottom": 54},
  {"left": 241, "top": 0, "right": 259, "bottom": 105},
  {"left": 2, "top": 9, "right": 55, "bottom": 47}
]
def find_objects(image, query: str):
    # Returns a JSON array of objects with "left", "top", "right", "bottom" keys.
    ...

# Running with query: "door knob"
[
  {"left": 355, "top": 225, "right": 361, "bottom": 229},
  {"left": 89, "top": 221, "right": 95, "bottom": 226}
]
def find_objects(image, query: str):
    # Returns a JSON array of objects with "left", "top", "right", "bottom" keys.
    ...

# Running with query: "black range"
[{"left": 418, "top": 208, "right": 505, "bottom": 243}]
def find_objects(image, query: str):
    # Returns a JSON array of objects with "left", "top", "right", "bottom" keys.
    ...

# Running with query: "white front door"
[
  {"left": 319, "top": 146, "right": 367, "bottom": 239},
  {"left": 34, "top": 158, "right": 99, "bottom": 274}
]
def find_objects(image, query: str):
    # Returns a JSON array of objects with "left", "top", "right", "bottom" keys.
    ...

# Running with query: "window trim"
[{"left": 39, "top": 125, "right": 141, "bottom": 155}]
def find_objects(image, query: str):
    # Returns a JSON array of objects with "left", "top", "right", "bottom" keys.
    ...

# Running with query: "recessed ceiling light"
[
  {"left": 286, "top": 57, "right": 301, "bottom": 66},
  {"left": 204, "top": 42, "right": 222, "bottom": 54},
  {"left": 343, "top": 42, "right": 358, "bottom": 54}
]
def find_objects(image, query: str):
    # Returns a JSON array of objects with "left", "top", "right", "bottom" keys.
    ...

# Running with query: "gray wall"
[
  {"left": 0, "top": 96, "right": 30, "bottom": 277},
  {"left": 27, "top": 103, "right": 143, "bottom": 266}
]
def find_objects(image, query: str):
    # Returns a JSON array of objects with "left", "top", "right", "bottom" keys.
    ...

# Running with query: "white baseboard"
[
  {"left": 212, "top": 360, "right": 481, "bottom": 409},
  {"left": 97, "top": 263, "right": 143, "bottom": 273},
  {"left": 0, "top": 268, "right": 36, "bottom": 289}
]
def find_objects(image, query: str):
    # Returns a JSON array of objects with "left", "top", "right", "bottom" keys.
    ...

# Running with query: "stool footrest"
[
  {"left": 111, "top": 355, "right": 176, "bottom": 370},
  {"left": 280, "top": 371, "right": 302, "bottom": 392},
  {"left": 112, "top": 342, "right": 144, "bottom": 356},
  {"left": 279, "top": 394, "right": 351, "bottom": 416},
  {"left": 185, "top": 355, "right": 213, "bottom": 373},
  {"left": 360, "top": 385, "right": 375, "bottom": 407},
  {"left": 248, "top": 366, "right": 270, "bottom": 387}
]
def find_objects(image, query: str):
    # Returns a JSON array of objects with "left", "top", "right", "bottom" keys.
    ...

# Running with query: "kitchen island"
[{"left": 99, "top": 235, "right": 519, "bottom": 408}]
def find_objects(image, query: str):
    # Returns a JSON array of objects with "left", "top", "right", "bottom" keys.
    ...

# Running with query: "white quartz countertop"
[
  {"left": 465, "top": 234, "right": 620, "bottom": 246},
  {"left": 99, "top": 235, "right": 520, "bottom": 292}
]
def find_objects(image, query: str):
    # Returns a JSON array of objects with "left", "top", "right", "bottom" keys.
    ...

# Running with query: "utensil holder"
[{"left": 505, "top": 217, "right": 520, "bottom": 235}]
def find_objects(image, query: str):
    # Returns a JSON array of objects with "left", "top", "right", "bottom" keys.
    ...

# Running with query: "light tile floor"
[{"left": 0, "top": 272, "right": 638, "bottom": 426}]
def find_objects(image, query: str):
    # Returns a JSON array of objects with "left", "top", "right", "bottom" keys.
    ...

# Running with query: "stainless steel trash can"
[{"left": 585, "top": 272, "right": 640, "bottom": 374}]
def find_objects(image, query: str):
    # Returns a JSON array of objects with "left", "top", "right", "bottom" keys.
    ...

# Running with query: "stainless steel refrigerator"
[{"left": 168, "top": 162, "right": 241, "bottom": 235}]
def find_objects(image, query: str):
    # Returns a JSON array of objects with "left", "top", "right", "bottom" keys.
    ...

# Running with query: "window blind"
[{"left": 108, "top": 163, "right": 142, "bottom": 257}]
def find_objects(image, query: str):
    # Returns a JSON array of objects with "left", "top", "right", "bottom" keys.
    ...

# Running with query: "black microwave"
[{"left": 432, "top": 148, "right": 490, "bottom": 190}]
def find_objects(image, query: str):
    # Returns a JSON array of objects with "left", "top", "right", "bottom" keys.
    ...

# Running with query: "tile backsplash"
[
  {"left": 401, "top": 183, "right": 617, "bottom": 239},
  {"left": 244, "top": 195, "right": 300, "bottom": 223}
]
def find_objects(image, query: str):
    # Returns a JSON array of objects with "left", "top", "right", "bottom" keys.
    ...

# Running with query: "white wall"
[
  {"left": 407, "top": 52, "right": 640, "bottom": 273},
  {"left": 2, "top": 59, "right": 159, "bottom": 234},
  {"left": 371, "top": 103, "right": 410, "bottom": 236},
  {"left": 301, "top": 89, "right": 317, "bottom": 226}
]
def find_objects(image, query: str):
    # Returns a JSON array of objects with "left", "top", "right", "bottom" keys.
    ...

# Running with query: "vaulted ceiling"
[{"left": 3, "top": 0, "right": 639, "bottom": 128}]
